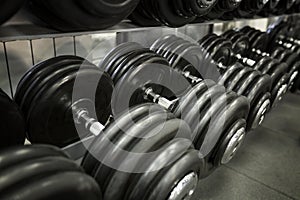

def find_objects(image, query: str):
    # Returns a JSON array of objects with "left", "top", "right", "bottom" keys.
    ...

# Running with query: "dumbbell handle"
[
  {"left": 278, "top": 35, "right": 300, "bottom": 46},
  {"left": 143, "top": 87, "right": 178, "bottom": 111},
  {"left": 234, "top": 54, "right": 256, "bottom": 67},
  {"left": 73, "top": 108, "right": 105, "bottom": 136},
  {"left": 182, "top": 71, "right": 203, "bottom": 84}
]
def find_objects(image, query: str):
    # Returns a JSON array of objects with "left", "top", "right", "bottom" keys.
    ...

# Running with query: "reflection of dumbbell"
[
  {"left": 0, "top": 145, "right": 101, "bottom": 200},
  {"left": 99, "top": 42, "right": 250, "bottom": 177},
  {"left": 201, "top": 33, "right": 289, "bottom": 106},
  {"left": 14, "top": 56, "right": 203, "bottom": 200},
  {"left": 129, "top": 0, "right": 217, "bottom": 27},
  {"left": 234, "top": 26, "right": 300, "bottom": 91},
  {"left": 151, "top": 35, "right": 271, "bottom": 131},
  {"left": 0, "top": 89, "right": 26, "bottom": 149}
]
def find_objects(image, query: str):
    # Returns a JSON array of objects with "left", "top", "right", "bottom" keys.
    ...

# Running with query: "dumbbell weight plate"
[
  {"left": 271, "top": 74, "right": 289, "bottom": 106},
  {"left": 0, "top": 0, "right": 25, "bottom": 25},
  {"left": 253, "top": 57, "right": 273, "bottom": 72},
  {"left": 128, "top": 7, "right": 161, "bottom": 27},
  {"left": 249, "top": 32, "right": 269, "bottom": 52},
  {"left": 174, "top": 0, "right": 195, "bottom": 18},
  {"left": 40, "top": 0, "right": 123, "bottom": 31},
  {"left": 271, "top": 47, "right": 285, "bottom": 58},
  {"left": 0, "top": 145, "right": 67, "bottom": 170},
  {"left": 195, "top": 91, "right": 249, "bottom": 176},
  {"left": 101, "top": 42, "right": 142, "bottom": 75},
  {"left": 15, "top": 56, "right": 84, "bottom": 106},
  {"left": 27, "top": 66, "right": 113, "bottom": 147},
  {"left": 76, "top": 0, "right": 139, "bottom": 17},
  {"left": 0, "top": 89, "right": 26, "bottom": 149},
  {"left": 185, "top": 85, "right": 230, "bottom": 148},
  {"left": 27, "top": 0, "right": 79, "bottom": 31},
  {"left": 126, "top": 139, "right": 198, "bottom": 200},
  {"left": 154, "top": 0, "right": 196, "bottom": 27},
  {"left": 129, "top": 0, "right": 162, "bottom": 27},
  {"left": 1, "top": 172, "right": 101, "bottom": 200},
  {"left": 18, "top": 58, "right": 84, "bottom": 119},
  {"left": 167, "top": 42, "right": 197, "bottom": 67},
  {"left": 189, "top": 0, "right": 217, "bottom": 16},
  {"left": 209, "top": 96, "right": 248, "bottom": 166},
  {"left": 226, "top": 67, "right": 254, "bottom": 92},
  {"left": 0, "top": 156, "right": 82, "bottom": 192},
  {"left": 205, "top": 38, "right": 233, "bottom": 65},
  {"left": 94, "top": 110, "right": 174, "bottom": 191},
  {"left": 213, "top": 119, "right": 246, "bottom": 165},
  {"left": 241, "top": 74, "right": 272, "bottom": 129},
  {"left": 145, "top": 149, "right": 201, "bottom": 200},
  {"left": 111, "top": 50, "right": 156, "bottom": 84},
  {"left": 81, "top": 103, "right": 164, "bottom": 174},
  {"left": 222, "top": 30, "right": 250, "bottom": 55},
  {"left": 103, "top": 118, "right": 194, "bottom": 200},
  {"left": 174, "top": 79, "right": 216, "bottom": 118},
  {"left": 0, "top": 145, "right": 101, "bottom": 200},
  {"left": 218, "top": 63, "right": 244, "bottom": 87}
]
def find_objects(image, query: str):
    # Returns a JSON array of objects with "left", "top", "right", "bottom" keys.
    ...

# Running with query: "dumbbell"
[
  {"left": 208, "top": 32, "right": 290, "bottom": 107},
  {"left": 26, "top": 0, "right": 140, "bottom": 31},
  {"left": 259, "top": 0, "right": 281, "bottom": 16},
  {"left": 204, "top": 0, "right": 242, "bottom": 20},
  {"left": 0, "top": 145, "right": 101, "bottom": 200},
  {"left": 14, "top": 55, "right": 114, "bottom": 148},
  {"left": 129, "top": 0, "right": 217, "bottom": 27},
  {"left": 0, "top": 0, "right": 25, "bottom": 25},
  {"left": 230, "top": 0, "right": 270, "bottom": 18},
  {"left": 236, "top": 26, "right": 300, "bottom": 91},
  {"left": 0, "top": 89, "right": 26, "bottom": 149},
  {"left": 99, "top": 42, "right": 250, "bottom": 177},
  {"left": 273, "top": 0, "right": 297, "bottom": 14},
  {"left": 151, "top": 34, "right": 271, "bottom": 131},
  {"left": 15, "top": 55, "right": 203, "bottom": 200}
]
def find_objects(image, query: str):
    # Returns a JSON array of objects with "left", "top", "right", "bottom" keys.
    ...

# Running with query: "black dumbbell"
[
  {"left": 214, "top": 32, "right": 290, "bottom": 106},
  {"left": 14, "top": 55, "right": 203, "bottom": 200},
  {"left": 237, "top": 26, "right": 300, "bottom": 91},
  {"left": 151, "top": 34, "right": 271, "bottom": 131},
  {"left": 14, "top": 55, "right": 114, "bottom": 148},
  {"left": 0, "top": 145, "right": 101, "bottom": 200},
  {"left": 0, "top": 0, "right": 25, "bottom": 25},
  {"left": 230, "top": 0, "right": 270, "bottom": 18},
  {"left": 259, "top": 0, "right": 280, "bottom": 16},
  {"left": 204, "top": 0, "right": 242, "bottom": 19},
  {"left": 99, "top": 42, "right": 250, "bottom": 177},
  {"left": 129, "top": 0, "right": 217, "bottom": 27},
  {"left": 273, "top": 0, "right": 297, "bottom": 14},
  {"left": 0, "top": 89, "right": 26, "bottom": 149},
  {"left": 26, "top": 0, "right": 140, "bottom": 31}
]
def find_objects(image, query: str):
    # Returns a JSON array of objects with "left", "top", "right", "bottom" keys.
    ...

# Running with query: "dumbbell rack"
[{"left": 0, "top": 13, "right": 299, "bottom": 159}]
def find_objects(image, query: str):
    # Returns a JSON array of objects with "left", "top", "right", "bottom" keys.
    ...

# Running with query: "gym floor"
[{"left": 192, "top": 92, "right": 300, "bottom": 200}]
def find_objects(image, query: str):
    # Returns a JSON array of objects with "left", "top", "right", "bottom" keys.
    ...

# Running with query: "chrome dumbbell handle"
[
  {"left": 182, "top": 71, "right": 203, "bottom": 84},
  {"left": 143, "top": 87, "right": 179, "bottom": 111},
  {"left": 235, "top": 54, "right": 257, "bottom": 67},
  {"left": 73, "top": 107, "right": 105, "bottom": 136}
]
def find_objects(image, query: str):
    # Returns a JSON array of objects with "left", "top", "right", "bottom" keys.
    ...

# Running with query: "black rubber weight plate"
[
  {"left": 0, "top": 0, "right": 25, "bottom": 25},
  {"left": 0, "top": 89, "right": 26, "bottom": 149}
]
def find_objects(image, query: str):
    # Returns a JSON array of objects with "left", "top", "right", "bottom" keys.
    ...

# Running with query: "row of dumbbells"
[
  {"left": 1, "top": 24, "right": 299, "bottom": 199},
  {"left": 1, "top": 0, "right": 300, "bottom": 31}
]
